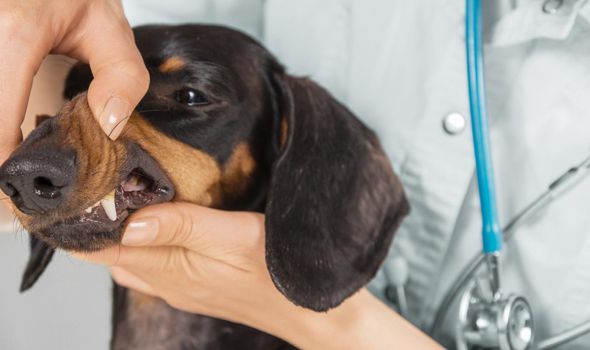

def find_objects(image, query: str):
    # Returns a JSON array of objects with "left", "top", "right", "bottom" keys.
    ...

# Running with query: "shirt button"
[
  {"left": 542, "top": 0, "right": 564, "bottom": 14},
  {"left": 442, "top": 112, "right": 466, "bottom": 135}
]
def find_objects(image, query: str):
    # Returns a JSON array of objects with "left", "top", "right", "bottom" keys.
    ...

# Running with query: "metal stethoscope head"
[{"left": 456, "top": 275, "right": 534, "bottom": 350}]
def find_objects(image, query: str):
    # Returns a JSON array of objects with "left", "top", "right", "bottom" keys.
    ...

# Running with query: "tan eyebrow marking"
[{"left": 158, "top": 56, "right": 187, "bottom": 73}]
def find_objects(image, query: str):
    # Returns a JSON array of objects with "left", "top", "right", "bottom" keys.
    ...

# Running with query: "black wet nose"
[{"left": 0, "top": 149, "right": 76, "bottom": 214}]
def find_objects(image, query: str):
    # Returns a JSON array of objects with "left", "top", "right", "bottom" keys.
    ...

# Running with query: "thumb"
[
  {"left": 121, "top": 202, "right": 265, "bottom": 255},
  {"left": 76, "top": 12, "right": 149, "bottom": 140},
  {"left": 70, "top": 204, "right": 265, "bottom": 270}
]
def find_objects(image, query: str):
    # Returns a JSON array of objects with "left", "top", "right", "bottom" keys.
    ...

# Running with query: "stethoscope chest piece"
[
  {"left": 503, "top": 296, "right": 534, "bottom": 350},
  {"left": 456, "top": 279, "right": 534, "bottom": 350}
]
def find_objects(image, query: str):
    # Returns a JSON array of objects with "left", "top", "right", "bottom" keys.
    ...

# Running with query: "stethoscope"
[
  {"left": 390, "top": 0, "right": 590, "bottom": 349},
  {"left": 436, "top": 1, "right": 590, "bottom": 349}
]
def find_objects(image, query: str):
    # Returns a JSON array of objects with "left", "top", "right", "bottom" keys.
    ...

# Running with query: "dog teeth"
[
  {"left": 100, "top": 190, "right": 117, "bottom": 221},
  {"left": 82, "top": 191, "right": 117, "bottom": 220},
  {"left": 84, "top": 201, "right": 101, "bottom": 214},
  {"left": 123, "top": 175, "right": 146, "bottom": 192}
]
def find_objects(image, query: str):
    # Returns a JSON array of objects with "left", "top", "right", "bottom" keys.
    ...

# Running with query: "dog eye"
[{"left": 174, "top": 88, "right": 209, "bottom": 106}]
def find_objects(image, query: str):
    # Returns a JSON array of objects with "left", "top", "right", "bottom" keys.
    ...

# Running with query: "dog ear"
[
  {"left": 265, "top": 74, "right": 410, "bottom": 311},
  {"left": 63, "top": 62, "right": 93, "bottom": 100},
  {"left": 20, "top": 235, "right": 55, "bottom": 292}
]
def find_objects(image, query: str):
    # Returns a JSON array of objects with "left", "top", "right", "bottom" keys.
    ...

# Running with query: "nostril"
[
  {"left": 2, "top": 182, "right": 17, "bottom": 197},
  {"left": 33, "top": 177, "right": 62, "bottom": 199}
]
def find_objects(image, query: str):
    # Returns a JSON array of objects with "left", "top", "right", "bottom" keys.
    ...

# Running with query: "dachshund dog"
[{"left": 0, "top": 25, "right": 409, "bottom": 349}]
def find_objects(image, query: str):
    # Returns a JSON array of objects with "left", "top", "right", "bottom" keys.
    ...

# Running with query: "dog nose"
[{"left": 0, "top": 149, "right": 76, "bottom": 214}]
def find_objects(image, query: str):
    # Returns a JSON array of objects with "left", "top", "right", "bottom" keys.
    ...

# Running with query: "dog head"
[{"left": 0, "top": 25, "right": 408, "bottom": 311}]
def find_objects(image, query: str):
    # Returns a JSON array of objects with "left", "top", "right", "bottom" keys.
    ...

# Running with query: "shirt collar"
[{"left": 489, "top": 0, "right": 590, "bottom": 47}]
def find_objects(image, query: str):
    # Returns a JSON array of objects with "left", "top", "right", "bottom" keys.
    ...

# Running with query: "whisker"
[
  {"left": 107, "top": 115, "right": 132, "bottom": 139},
  {"left": 135, "top": 107, "right": 171, "bottom": 114},
  {"left": 116, "top": 244, "right": 122, "bottom": 265},
  {"left": 110, "top": 107, "right": 172, "bottom": 136},
  {"left": 83, "top": 155, "right": 130, "bottom": 179},
  {"left": 105, "top": 107, "right": 173, "bottom": 138},
  {"left": 12, "top": 214, "right": 26, "bottom": 238}
]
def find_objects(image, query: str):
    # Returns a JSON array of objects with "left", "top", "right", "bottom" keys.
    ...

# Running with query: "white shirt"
[{"left": 124, "top": 0, "right": 590, "bottom": 348}]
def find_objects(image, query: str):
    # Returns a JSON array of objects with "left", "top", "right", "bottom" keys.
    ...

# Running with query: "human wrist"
[
  {"left": 299, "top": 289, "right": 381, "bottom": 350},
  {"left": 264, "top": 288, "right": 441, "bottom": 350}
]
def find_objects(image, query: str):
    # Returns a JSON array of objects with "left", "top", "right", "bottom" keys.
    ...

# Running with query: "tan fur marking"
[
  {"left": 158, "top": 56, "right": 186, "bottom": 73},
  {"left": 221, "top": 143, "right": 256, "bottom": 197},
  {"left": 279, "top": 117, "right": 288, "bottom": 150},
  {"left": 123, "top": 116, "right": 222, "bottom": 206},
  {"left": 59, "top": 98, "right": 128, "bottom": 211}
]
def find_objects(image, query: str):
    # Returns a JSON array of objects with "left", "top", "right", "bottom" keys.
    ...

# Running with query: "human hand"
[
  {"left": 73, "top": 202, "right": 302, "bottom": 335},
  {"left": 73, "top": 202, "right": 442, "bottom": 350},
  {"left": 0, "top": 0, "right": 148, "bottom": 163}
]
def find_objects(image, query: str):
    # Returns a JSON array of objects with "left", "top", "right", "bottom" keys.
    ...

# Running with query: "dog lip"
[
  {"left": 124, "top": 143, "right": 176, "bottom": 202},
  {"left": 76, "top": 142, "right": 175, "bottom": 221},
  {"left": 35, "top": 144, "right": 175, "bottom": 252}
]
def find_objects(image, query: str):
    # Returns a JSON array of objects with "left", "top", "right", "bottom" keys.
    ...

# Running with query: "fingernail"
[
  {"left": 99, "top": 97, "right": 130, "bottom": 140},
  {"left": 122, "top": 217, "right": 159, "bottom": 246}
]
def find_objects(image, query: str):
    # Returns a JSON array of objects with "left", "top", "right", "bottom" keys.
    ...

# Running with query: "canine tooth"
[
  {"left": 100, "top": 190, "right": 117, "bottom": 221},
  {"left": 104, "top": 189, "right": 115, "bottom": 200}
]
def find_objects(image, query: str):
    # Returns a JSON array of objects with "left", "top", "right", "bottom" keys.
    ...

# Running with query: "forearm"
[{"left": 262, "top": 288, "right": 443, "bottom": 350}]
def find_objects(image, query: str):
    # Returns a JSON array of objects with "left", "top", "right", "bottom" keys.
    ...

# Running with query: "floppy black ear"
[
  {"left": 63, "top": 62, "right": 93, "bottom": 100},
  {"left": 20, "top": 234, "right": 55, "bottom": 292},
  {"left": 265, "top": 74, "right": 410, "bottom": 311}
]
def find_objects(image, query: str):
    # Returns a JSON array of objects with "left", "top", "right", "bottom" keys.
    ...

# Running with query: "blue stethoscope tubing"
[{"left": 465, "top": 0, "right": 503, "bottom": 256}]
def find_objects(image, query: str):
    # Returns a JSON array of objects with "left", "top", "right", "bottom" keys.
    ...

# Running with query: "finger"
[
  {"left": 73, "top": 5, "right": 149, "bottom": 140},
  {"left": 121, "top": 202, "right": 265, "bottom": 253},
  {"left": 0, "top": 33, "right": 44, "bottom": 163},
  {"left": 71, "top": 245, "right": 172, "bottom": 267},
  {"left": 70, "top": 245, "right": 124, "bottom": 266},
  {"left": 111, "top": 266, "right": 155, "bottom": 296},
  {"left": 72, "top": 243, "right": 206, "bottom": 272},
  {"left": 70, "top": 204, "right": 266, "bottom": 269},
  {"left": 75, "top": 242, "right": 247, "bottom": 281}
]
